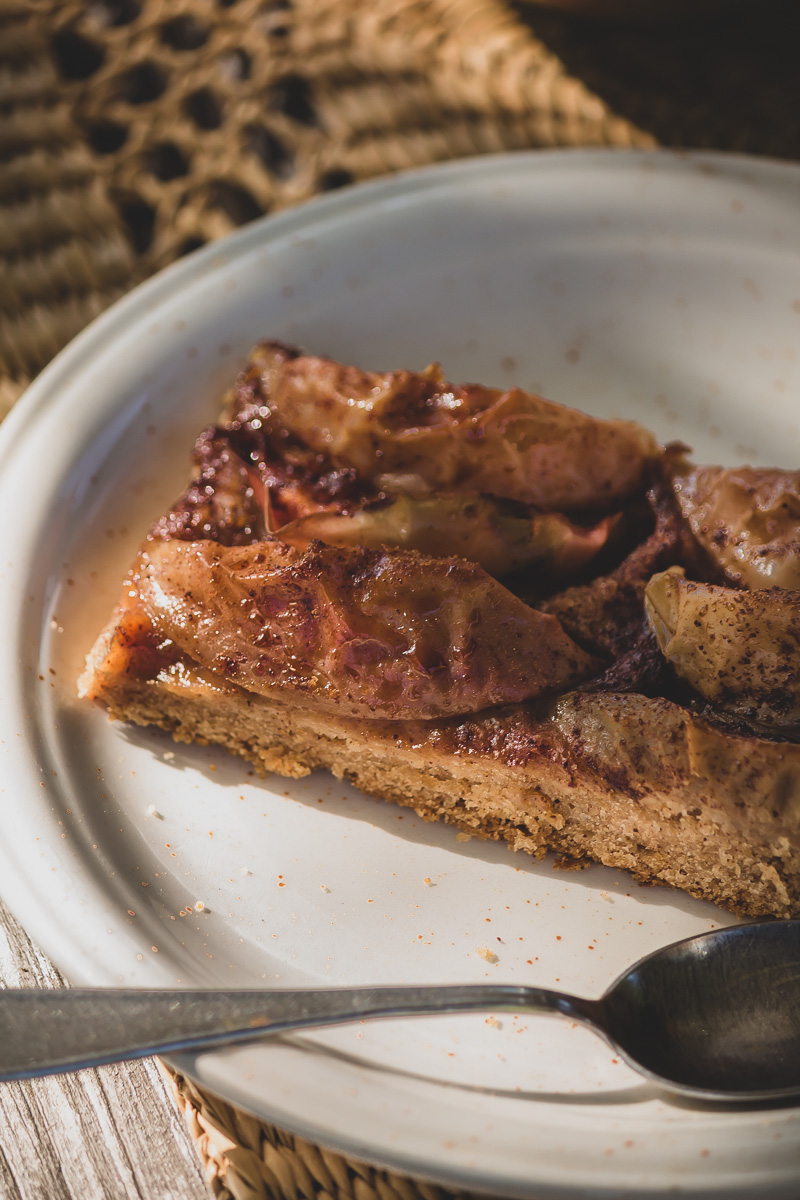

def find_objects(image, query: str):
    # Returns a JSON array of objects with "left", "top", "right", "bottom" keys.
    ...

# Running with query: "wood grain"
[{"left": 0, "top": 898, "right": 212, "bottom": 1200}]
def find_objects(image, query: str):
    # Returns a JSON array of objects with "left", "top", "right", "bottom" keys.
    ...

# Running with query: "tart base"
[{"left": 81, "top": 606, "right": 800, "bottom": 920}]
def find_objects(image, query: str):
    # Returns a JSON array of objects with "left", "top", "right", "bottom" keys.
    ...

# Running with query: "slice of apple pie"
[{"left": 80, "top": 342, "right": 800, "bottom": 918}]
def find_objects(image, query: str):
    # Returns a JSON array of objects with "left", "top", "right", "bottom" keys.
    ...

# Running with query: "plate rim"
[{"left": 6, "top": 144, "right": 800, "bottom": 444}]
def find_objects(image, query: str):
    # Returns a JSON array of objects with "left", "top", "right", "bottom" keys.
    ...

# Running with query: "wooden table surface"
[{"left": 0, "top": 897, "right": 212, "bottom": 1200}]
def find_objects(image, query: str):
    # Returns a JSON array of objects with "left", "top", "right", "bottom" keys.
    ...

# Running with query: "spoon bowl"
[
  {"left": 598, "top": 920, "right": 800, "bottom": 1099},
  {"left": 1, "top": 920, "right": 799, "bottom": 1101}
]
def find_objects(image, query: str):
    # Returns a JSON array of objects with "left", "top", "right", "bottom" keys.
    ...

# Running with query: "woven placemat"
[
  {"left": 8, "top": 0, "right": 800, "bottom": 403},
  {"left": 163, "top": 1064, "right": 485, "bottom": 1200},
  {"left": 4, "top": 0, "right": 800, "bottom": 1196}
]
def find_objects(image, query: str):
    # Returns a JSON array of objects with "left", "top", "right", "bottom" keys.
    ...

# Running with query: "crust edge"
[{"left": 81, "top": 610, "right": 800, "bottom": 920}]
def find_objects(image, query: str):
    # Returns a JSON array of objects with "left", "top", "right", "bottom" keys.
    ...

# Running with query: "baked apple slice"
[
  {"left": 645, "top": 567, "right": 800, "bottom": 736},
  {"left": 240, "top": 341, "right": 659, "bottom": 511},
  {"left": 673, "top": 465, "right": 800, "bottom": 589},
  {"left": 276, "top": 493, "right": 619, "bottom": 581},
  {"left": 134, "top": 538, "right": 598, "bottom": 720}
]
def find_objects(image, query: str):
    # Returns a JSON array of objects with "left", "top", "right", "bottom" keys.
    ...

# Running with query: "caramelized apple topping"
[
  {"left": 538, "top": 481, "right": 695, "bottom": 659},
  {"left": 240, "top": 341, "right": 659, "bottom": 511},
  {"left": 151, "top": 430, "right": 269, "bottom": 545},
  {"left": 135, "top": 539, "right": 598, "bottom": 720},
  {"left": 673, "top": 466, "right": 800, "bottom": 590},
  {"left": 277, "top": 493, "right": 619, "bottom": 581},
  {"left": 645, "top": 568, "right": 800, "bottom": 736}
]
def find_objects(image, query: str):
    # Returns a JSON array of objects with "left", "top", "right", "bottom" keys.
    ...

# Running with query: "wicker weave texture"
[
  {"left": 165, "top": 1065, "right": 490, "bottom": 1200},
  {"left": 0, "top": 0, "right": 136, "bottom": 407},
  {"left": 40, "top": 0, "right": 653, "bottom": 276},
  {"left": 7, "top": 0, "right": 800, "bottom": 396},
  {"left": 1, "top": 0, "right": 655, "bottom": 394}
]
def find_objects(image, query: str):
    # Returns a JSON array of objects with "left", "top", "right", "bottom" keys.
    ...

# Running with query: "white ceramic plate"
[{"left": 2, "top": 151, "right": 800, "bottom": 1199}]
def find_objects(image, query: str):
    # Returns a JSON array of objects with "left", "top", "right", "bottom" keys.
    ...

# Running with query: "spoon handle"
[{"left": 0, "top": 983, "right": 600, "bottom": 1080}]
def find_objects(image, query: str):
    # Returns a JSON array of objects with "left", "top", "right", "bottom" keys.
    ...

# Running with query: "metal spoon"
[{"left": 2, "top": 920, "right": 799, "bottom": 1101}]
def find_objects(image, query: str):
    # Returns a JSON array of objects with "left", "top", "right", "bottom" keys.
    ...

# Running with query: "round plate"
[{"left": 1, "top": 151, "right": 799, "bottom": 1199}]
